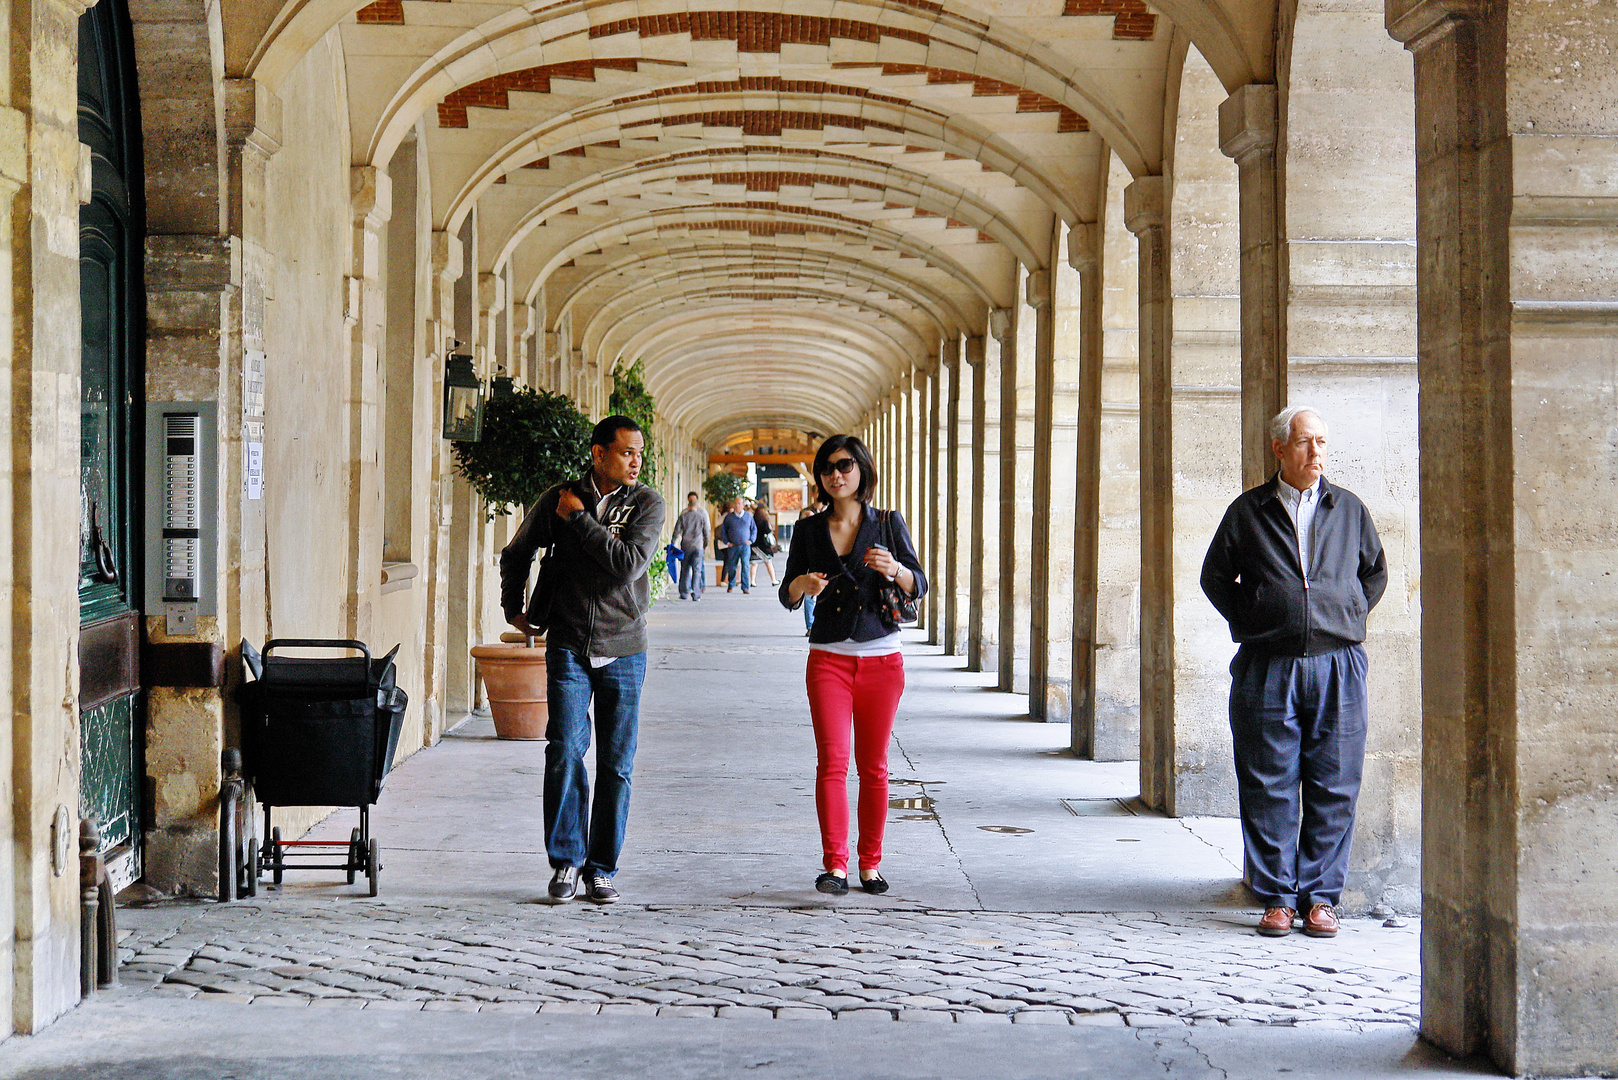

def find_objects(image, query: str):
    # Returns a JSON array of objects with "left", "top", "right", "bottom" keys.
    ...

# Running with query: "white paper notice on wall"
[
  {"left": 247, "top": 444, "right": 263, "bottom": 500},
  {"left": 244, "top": 349, "right": 266, "bottom": 419}
]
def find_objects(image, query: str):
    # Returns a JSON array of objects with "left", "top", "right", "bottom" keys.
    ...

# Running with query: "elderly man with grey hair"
[{"left": 1200, "top": 406, "right": 1387, "bottom": 939}]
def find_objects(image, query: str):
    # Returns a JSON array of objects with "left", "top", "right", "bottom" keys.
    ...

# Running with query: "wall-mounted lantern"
[
  {"left": 490, "top": 372, "right": 516, "bottom": 401},
  {"left": 442, "top": 351, "right": 485, "bottom": 442}
]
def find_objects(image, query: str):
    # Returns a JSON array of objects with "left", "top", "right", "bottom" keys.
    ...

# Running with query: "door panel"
[{"left": 78, "top": 0, "right": 145, "bottom": 877}]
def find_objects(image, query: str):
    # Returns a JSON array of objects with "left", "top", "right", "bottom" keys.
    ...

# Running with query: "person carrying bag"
[{"left": 779, "top": 434, "right": 925, "bottom": 897}]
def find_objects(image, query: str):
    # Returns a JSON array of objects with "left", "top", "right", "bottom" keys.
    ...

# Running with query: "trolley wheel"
[
  {"left": 346, "top": 827, "right": 361, "bottom": 884},
  {"left": 244, "top": 839, "right": 258, "bottom": 898},
  {"left": 367, "top": 840, "right": 380, "bottom": 898},
  {"left": 271, "top": 826, "right": 284, "bottom": 885}
]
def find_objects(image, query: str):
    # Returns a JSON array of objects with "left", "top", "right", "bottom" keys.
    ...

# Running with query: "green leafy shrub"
[
  {"left": 451, "top": 387, "right": 592, "bottom": 521},
  {"left": 703, "top": 470, "right": 748, "bottom": 510},
  {"left": 609, "top": 360, "right": 660, "bottom": 488}
]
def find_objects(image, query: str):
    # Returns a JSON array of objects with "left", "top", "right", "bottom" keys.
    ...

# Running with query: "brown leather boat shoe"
[
  {"left": 1303, "top": 902, "right": 1339, "bottom": 938},
  {"left": 1257, "top": 906, "right": 1296, "bottom": 937}
]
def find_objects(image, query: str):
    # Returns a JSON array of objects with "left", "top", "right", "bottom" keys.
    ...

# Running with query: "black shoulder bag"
[{"left": 873, "top": 511, "right": 918, "bottom": 627}]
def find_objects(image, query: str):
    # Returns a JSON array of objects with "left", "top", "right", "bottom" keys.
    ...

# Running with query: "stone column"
[
  {"left": 1026, "top": 265, "right": 1062, "bottom": 721},
  {"left": 343, "top": 166, "right": 391, "bottom": 644},
  {"left": 4, "top": 0, "right": 95, "bottom": 1029},
  {"left": 1390, "top": 0, "right": 1618, "bottom": 1072},
  {"left": 1096, "top": 152, "right": 1143, "bottom": 761},
  {"left": 899, "top": 369, "right": 915, "bottom": 529},
  {"left": 1124, "top": 177, "right": 1174, "bottom": 812},
  {"left": 928, "top": 357, "right": 946, "bottom": 641},
  {"left": 964, "top": 333, "right": 996, "bottom": 671},
  {"left": 1067, "top": 224, "right": 1106, "bottom": 754},
  {"left": 977, "top": 313, "right": 1010, "bottom": 674},
  {"left": 1218, "top": 83, "right": 1287, "bottom": 488},
  {"left": 998, "top": 286, "right": 1035, "bottom": 695},
  {"left": 939, "top": 337, "right": 963, "bottom": 654},
  {"left": 949, "top": 337, "right": 975, "bottom": 657},
  {"left": 420, "top": 230, "right": 462, "bottom": 744}
]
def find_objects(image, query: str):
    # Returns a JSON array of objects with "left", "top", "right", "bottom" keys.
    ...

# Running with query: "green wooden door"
[{"left": 78, "top": 0, "right": 146, "bottom": 885}]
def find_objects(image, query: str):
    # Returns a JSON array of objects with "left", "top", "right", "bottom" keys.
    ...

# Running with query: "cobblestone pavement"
[{"left": 117, "top": 899, "right": 1420, "bottom": 1030}]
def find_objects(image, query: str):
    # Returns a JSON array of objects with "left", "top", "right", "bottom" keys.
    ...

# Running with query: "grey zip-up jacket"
[
  {"left": 499, "top": 473, "right": 667, "bottom": 657},
  {"left": 1200, "top": 475, "right": 1386, "bottom": 657}
]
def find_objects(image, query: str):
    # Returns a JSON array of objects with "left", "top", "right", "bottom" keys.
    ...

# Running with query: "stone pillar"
[
  {"left": 1218, "top": 83, "right": 1287, "bottom": 488},
  {"left": 420, "top": 230, "right": 462, "bottom": 744},
  {"left": 1168, "top": 52, "right": 1245, "bottom": 816},
  {"left": 1124, "top": 177, "right": 1174, "bottom": 812},
  {"left": 965, "top": 333, "right": 997, "bottom": 671},
  {"left": 924, "top": 359, "right": 946, "bottom": 641},
  {"left": 998, "top": 284, "right": 1035, "bottom": 695},
  {"left": 939, "top": 337, "right": 963, "bottom": 654},
  {"left": 1096, "top": 153, "right": 1143, "bottom": 761},
  {"left": 4, "top": 0, "right": 94, "bottom": 1029},
  {"left": 949, "top": 337, "right": 975, "bottom": 657},
  {"left": 343, "top": 166, "right": 391, "bottom": 644},
  {"left": 899, "top": 370, "right": 915, "bottom": 529},
  {"left": 1389, "top": 0, "right": 1618, "bottom": 1072},
  {"left": 1067, "top": 224, "right": 1106, "bottom": 754},
  {"left": 1027, "top": 264, "right": 1067, "bottom": 722}
]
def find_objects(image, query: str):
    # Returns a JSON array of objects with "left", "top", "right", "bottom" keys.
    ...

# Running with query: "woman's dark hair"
[{"left": 811, "top": 434, "right": 878, "bottom": 506}]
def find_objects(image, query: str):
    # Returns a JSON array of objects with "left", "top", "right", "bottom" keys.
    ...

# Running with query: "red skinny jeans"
[{"left": 804, "top": 649, "right": 906, "bottom": 873}]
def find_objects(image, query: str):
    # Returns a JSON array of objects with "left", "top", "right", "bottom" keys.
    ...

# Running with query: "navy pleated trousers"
[{"left": 1228, "top": 644, "right": 1368, "bottom": 909}]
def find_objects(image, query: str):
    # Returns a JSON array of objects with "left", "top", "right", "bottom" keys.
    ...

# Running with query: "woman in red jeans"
[{"left": 780, "top": 434, "right": 926, "bottom": 895}]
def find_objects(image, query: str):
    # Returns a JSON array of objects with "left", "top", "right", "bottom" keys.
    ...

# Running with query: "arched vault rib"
[
  {"left": 616, "top": 306, "right": 916, "bottom": 390},
  {"left": 642, "top": 338, "right": 887, "bottom": 437},
  {"left": 585, "top": 279, "right": 932, "bottom": 363},
  {"left": 530, "top": 203, "right": 1005, "bottom": 314},
  {"left": 444, "top": 90, "right": 1085, "bottom": 236},
  {"left": 346, "top": 0, "right": 1159, "bottom": 175},
  {"left": 543, "top": 246, "right": 975, "bottom": 339},
  {"left": 483, "top": 149, "right": 1050, "bottom": 276}
]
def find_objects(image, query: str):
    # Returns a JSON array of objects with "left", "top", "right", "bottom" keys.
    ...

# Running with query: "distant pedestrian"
[
  {"left": 750, "top": 502, "right": 779, "bottom": 587},
  {"left": 718, "top": 497, "right": 757, "bottom": 593},
  {"left": 671, "top": 491, "right": 710, "bottom": 601},
  {"left": 1200, "top": 406, "right": 1386, "bottom": 939},
  {"left": 499, "top": 415, "right": 666, "bottom": 906},
  {"left": 781, "top": 434, "right": 925, "bottom": 896}
]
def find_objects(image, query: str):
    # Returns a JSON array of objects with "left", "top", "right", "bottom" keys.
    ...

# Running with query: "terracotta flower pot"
[{"left": 471, "top": 636, "right": 548, "bottom": 740}]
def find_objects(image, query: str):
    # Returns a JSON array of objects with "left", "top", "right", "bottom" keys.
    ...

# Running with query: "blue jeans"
[
  {"left": 678, "top": 547, "right": 703, "bottom": 598},
  {"left": 1228, "top": 644, "right": 1367, "bottom": 909},
  {"left": 544, "top": 648, "right": 647, "bottom": 877},
  {"left": 803, "top": 593, "right": 816, "bottom": 630},
  {"left": 724, "top": 545, "right": 751, "bottom": 591}
]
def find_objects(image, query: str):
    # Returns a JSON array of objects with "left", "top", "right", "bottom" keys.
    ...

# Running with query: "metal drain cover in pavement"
[
  {"left": 978, "top": 825, "right": 1033, "bottom": 834},
  {"left": 1061, "top": 798, "right": 1138, "bottom": 817}
]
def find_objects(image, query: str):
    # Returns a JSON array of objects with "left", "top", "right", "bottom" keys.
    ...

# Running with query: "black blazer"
[{"left": 779, "top": 505, "right": 928, "bottom": 643}]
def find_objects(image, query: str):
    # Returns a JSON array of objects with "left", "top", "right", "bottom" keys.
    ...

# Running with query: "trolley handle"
[{"left": 261, "top": 639, "right": 372, "bottom": 664}]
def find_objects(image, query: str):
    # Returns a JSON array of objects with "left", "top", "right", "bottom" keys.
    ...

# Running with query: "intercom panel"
[{"left": 144, "top": 401, "right": 218, "bottom": 635}]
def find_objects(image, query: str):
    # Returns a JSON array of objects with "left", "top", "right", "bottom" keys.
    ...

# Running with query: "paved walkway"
[{"left": 1, "top": 568, "right": 1491, "bottom": 1079}]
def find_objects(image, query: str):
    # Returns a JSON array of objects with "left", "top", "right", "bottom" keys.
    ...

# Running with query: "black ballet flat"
[
  {"left": 859, "top": 873, "right": 889, "bottom": 895},
  {"left": 815, "top": 872, "right": 849, "bottom": 896}
]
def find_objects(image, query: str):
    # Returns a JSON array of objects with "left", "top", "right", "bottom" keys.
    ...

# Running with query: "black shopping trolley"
[{"left": 233, "top": 639, "right": 407, "bottom": 897}]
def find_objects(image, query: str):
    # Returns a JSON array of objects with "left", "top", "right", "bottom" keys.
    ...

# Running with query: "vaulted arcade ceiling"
[{"left": 233, "top": 0, "right": 1278, "bottom": 444}]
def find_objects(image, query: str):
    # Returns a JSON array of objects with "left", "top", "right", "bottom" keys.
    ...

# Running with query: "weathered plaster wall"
[
  {"left": 1167, "top": 48, "right": 1244, "bottom": 816},
  {"left": 263, "top": 31, "right": 352, "bottom": 641},
  {"left": 259, "top": 29, "right": 356, "bottom": 836},
  {"left": 1283, "top": 0, "right": 1420, "bottom": 911}
]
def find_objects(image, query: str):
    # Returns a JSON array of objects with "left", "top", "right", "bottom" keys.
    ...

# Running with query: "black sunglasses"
[{"left": 818, "top": 457, "right": 858, "bottom": 477}]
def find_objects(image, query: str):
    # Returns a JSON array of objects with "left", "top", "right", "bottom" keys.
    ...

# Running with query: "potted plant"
[{"left": 454, "top": 387, "right": 592, "bottom": 739}]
